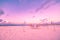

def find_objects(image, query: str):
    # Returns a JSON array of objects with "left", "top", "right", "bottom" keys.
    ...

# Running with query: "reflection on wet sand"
[{"left": 0, "top": 25, "right": 60, "bottom": 40}]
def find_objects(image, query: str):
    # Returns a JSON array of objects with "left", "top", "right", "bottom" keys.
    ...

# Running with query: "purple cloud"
[
  {"left": 0, "top": 19, "right": 3, "bottom": 22},
  {"left": 0, "top": 9, "right": 4, "bottom": 16},
  {"left": 35, "top": 0, "right": 60, "bottom": 12}
]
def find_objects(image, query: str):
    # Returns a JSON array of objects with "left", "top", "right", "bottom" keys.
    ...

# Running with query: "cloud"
[
  {"left": 0, "top": 19, "right": 3, "bottom": 22},
  {"left": 0, "top": 0, "right": 60, "bottom": 13},
  {"left": 35, "top": 0, "right": 60, "bottom": 12},
  {"left": 55, "top": 0, "right": 60, "bottom": 3},
  {"left": 0, "top": 9, "right": 4, "bottom": 16}
]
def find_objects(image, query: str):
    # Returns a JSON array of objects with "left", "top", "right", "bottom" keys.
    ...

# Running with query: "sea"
[{"left": 0, "top": 25, "right": 60, "bottom": 40}]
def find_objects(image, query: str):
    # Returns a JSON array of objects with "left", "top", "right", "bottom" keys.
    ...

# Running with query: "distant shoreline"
[{"left": 0, "top": 24, "right": 60, "bottom": 26}]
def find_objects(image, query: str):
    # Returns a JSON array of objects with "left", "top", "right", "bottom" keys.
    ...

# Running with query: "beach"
[{"left": 0, "top": 25, "right": 60, "bottom": 40}]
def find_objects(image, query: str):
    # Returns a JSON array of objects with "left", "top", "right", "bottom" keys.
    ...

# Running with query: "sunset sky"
[{"left": 0, "top": 0, "right": 60, "bottom": 23}]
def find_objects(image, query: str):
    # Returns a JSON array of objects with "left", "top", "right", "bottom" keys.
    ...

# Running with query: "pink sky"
[{"left": 0, "top": 0, "right": 60, "bottom": 23}]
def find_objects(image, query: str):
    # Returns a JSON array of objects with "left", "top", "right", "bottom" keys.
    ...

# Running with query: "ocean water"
[{"left": 0, "top": 25, "right": 60, "bottom": 40}]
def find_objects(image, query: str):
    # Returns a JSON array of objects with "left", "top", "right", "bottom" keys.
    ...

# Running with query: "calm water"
[{"left": 0, "top": 25, "right": 60, "bottom": 40}]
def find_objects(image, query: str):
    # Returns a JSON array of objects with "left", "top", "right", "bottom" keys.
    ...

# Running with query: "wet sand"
[{"left": 0, "top": 25, "right": 60, "bottom": 40}]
